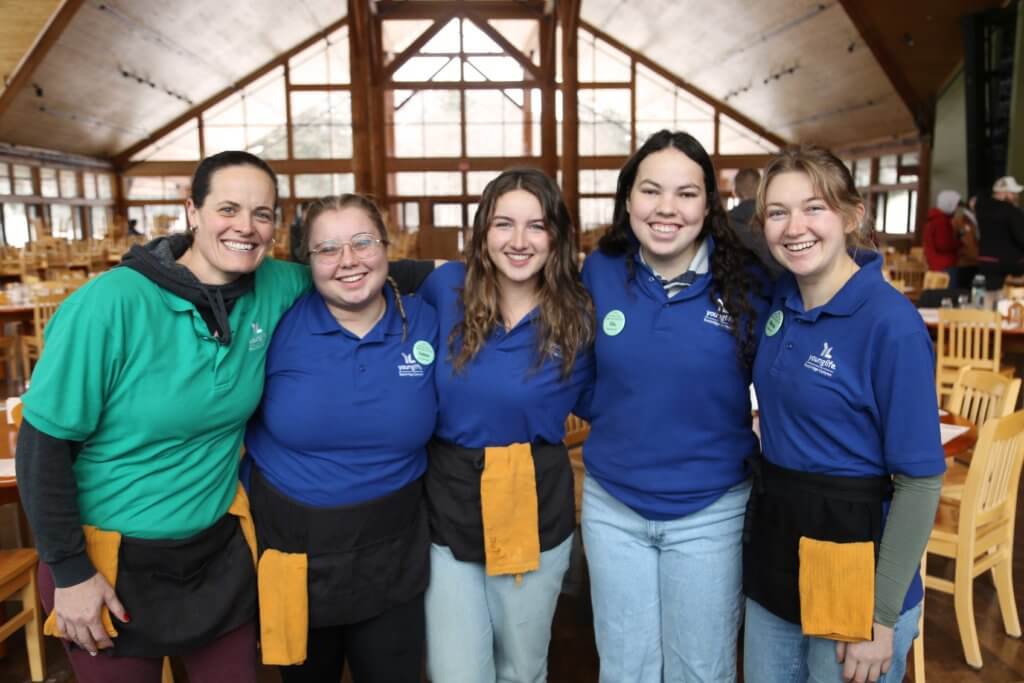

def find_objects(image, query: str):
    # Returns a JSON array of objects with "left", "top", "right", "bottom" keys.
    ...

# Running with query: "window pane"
[
  {"left": 83, "top": 172, "right": 96, "bottom": 199},
  {"left": 854, "top": 160, "right": 871, "bottom": 188},
  {"left": 97, "top": 174, "right": 113, "bottom": 200},
  {"left": 40, "top": 168, "right": 59, "bottom": 198},
  {"left": 289, "top": 27, "right": 350, "bottom": 85},
  {"left": 884, "top": 190, "right": 911, "bottom": 235},
  {"left": 294, "top": 173, "right": 354, "bottom": 197},
  {"left": 878, "top": 155, "right": 898, "bottom": 185},
  {"left": 2, "top": 203, "right": 29, "bottom": 247},
  {"left": 59, "top": 170, "right": 78, "bottom": 198},
  {"left": 277, "top": 174, "right": 290, "bottom": 199},
  {"left": 393, "top": 172, "right": 461, "bottom": 196},
  {"left": 131, "top": 119, "right": 201, "bottom": 162},
  {"left": 467, "top": 171, "right": 500, "bottom": 195},
  {"left": 13, "top": 165, "right": 33, "bottom": 195},
  {"left": 719, "top": 116, "right": 778, "bottom": 154},
  {"left": 433, "top": 203, "right": 463, "bottom": 228},
  {"left": 91, "top": 207, "right": 110, "bottom": 238},
  {"left": 390, "top": 90, "right": 462, "bottom": 157},
  {"left": 578, "top": 89, "right": 631, "bottom": 156},
  {"left": 580, "top": 197, "right": 614, "bottom": 231},
  {"left": 579, "top": 170, "right": 619, "bottom": 194},
  {"left": 465, "top": 89, "right": 525, "bottom": 157},
  {"left": 291, "top": 91, "right": 353, "bottom": 159},
  {"left": 579, "top": 31, "right": 631, "bottom": 83},
  {"left": 50, "top": 205, "right": 73, "bottom": 239}
]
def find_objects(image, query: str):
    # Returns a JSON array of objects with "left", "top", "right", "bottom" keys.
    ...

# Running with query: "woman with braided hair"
[
  {"left": 243, "top": 194, "right": 438, "bottom": 682},
  {"left": 576, "top": 129, "right": 769, "bottom": 682}
]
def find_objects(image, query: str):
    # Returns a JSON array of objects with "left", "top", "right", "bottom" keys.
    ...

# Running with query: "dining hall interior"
[{"left": 0, "top": 0, "right": 1022, "bottom": 681}]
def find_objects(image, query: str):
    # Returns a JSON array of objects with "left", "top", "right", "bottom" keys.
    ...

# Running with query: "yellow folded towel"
[
  {"left": 257, "top": 549, "right": 309, "bottom": 665},
  {"left": 798, "top": 537, "right": 874, "bottom": 642},
  {"left": 228, "top": 483, "right": 258, "bottom": 569},
  {"left": 481, "top": 443, "right": 540, "bottom": 578},
  {"left": 43, "top": 526, "right": 121, "bottom": 640}
]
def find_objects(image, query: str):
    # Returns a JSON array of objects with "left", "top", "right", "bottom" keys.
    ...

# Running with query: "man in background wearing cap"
[{"left": 977, "top": 176, "right": 1024, "bottom": 289}]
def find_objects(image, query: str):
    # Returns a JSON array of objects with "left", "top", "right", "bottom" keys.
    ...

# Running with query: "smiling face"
[
  {"left": 762, "top": 170, "right": 861, "bottom": 290},
  {"left": 308, "top": 206, "right": 388, "bottom": 316},
  {"left": 626, "top": 147, "right": 709, "bottom": 278},
  {"left": 484, "top": 189, "right": 552, "bottom": 292},
  {"left": 182, "top": 165, "right": 276, "bottom": 285}
]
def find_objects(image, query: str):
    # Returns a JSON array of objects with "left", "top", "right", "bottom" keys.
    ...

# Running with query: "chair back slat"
[
  {"left": 962, "top": 412, "right": 1024, "bottom": 533},
  {"left": 936, "top": 310, "right": 1004, "bottom": 405}
]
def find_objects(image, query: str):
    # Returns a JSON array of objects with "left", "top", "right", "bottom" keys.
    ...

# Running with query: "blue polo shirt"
[
  {"left": 419, "top": 262, "right": 594, "bottom": 447},
  {"left": 244, "top": 286, "right": 438, "bottom": 507},
  {"left": 579, "top": 242, "right": 769, "bottom": 521},
  {"left": 753, "top": 250, "right": 945, "bottom": 611}
]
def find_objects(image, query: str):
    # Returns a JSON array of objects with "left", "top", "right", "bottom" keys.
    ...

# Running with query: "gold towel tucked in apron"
[
  {"left": 43, "top": 526, "right": 122, "bottom": 639},
  {"left": 257, "top": 549, "right": 308, "bottom": 665},
  {"left": 481, "top": 443, "right": 540, "bottom": 578},
  {"left": 798, "top": 537, "right": 874, "bottom": 642},
  {"left": 44, "top": 483, "right": 258, "bottom": 642}
]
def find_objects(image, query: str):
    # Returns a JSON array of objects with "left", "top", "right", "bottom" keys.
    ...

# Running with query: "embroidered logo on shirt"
[
  {"left": 398, "top": 340, "right": 434, "bottom": 377},
  {"left": 248, "top": 322, "right": 267, "bottom": 352},
  {"left": 603, "top": 309, "right": 626, "bottom": 336},
  {"left": 765, "top": 310, "right": 783, "bottom": 336},
  {"left": 804, "top": 341, "right": 837, "bottom": 377},
  {"left": 703, "top": 297, "right": 735, "bottom": 330}
]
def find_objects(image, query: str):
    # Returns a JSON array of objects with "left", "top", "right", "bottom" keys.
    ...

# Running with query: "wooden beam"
[
  {"left": 113, "top": 16, "right": 349, "bottom": 166},
  {"left": 913, "top": 135, "right": 931, "bottom": 240},
  {"left": 383, "top": 13, "right": 457, "bottom": 82},
  {"left": 464, "top": 13, "right": 542, "bottom": 81},
  {"left": 0, "top": 0, "right": 85, "bottom": 119},
  {"left": 388, "top": 80, "right": 536, "bottom": 91},
  {"left": 836, "top": 0, "right": 927, "bottom": 133},
  {"left": 123, "top": 159, "right": 354, "bottom": 177},
  {"left": 539, "top": 11, "right": 557, "bottom": 178},
  {"left": 287, "top": 83, "right": 353, "bottom": 92},
  {"left": 561, "top": 0, "right": 581, "bottom": 232},
  {"left": 579, "top": 20, "right": 787, "bottom": 150},
  {"left": 349, "top": 0, "right": 375, "bottom": 193},
  {"left": 377, "top": 1, "right": 545, "bottom": 20}
]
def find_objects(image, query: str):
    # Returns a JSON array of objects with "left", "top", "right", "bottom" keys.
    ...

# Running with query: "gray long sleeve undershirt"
[{"left": 874, "top": 472, "right": 943, "bottom": 627}]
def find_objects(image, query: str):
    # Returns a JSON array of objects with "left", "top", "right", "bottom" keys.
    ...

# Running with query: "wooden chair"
[
  {"left": 19, "top": 294, "right": 64, "bottom": 385},
  {"left": 890, "top": 257, "right": 927, "bottom": 292},
  {"left": 935, "top": 309, "right": 1004, "bottom": 408},
  {"left": 921, "top": 410, "right": 1024, "bottom": 669},
  {"left": 947, "top": 366, "right": 1021, "bottom": 428},
  {"left": 564, "top": 414, "right": 590, "bottom": 524},
  {"left": 0, "top": 549, "right": 46, "bottom": 681},
  {"left": 923, "top": 270, "right": 951, "bottom": 290}
]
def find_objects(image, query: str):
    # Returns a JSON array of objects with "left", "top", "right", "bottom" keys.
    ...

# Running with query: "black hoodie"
[{"left": 119, "top": 234, "right": 254, "bottom": 346}]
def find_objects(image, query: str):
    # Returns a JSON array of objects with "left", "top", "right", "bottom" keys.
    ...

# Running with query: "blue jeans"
[
  {"left": 424, "top": 536, "right": 573, "bottom": 683},
  {"left": 581, "top": 475, "right": 749, "bottom": 683},
  {"left": 743, "top": 598, "right": 921, "bottom": 683}
]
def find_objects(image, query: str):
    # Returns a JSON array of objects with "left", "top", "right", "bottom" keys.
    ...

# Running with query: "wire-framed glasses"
[{"left": 308, "top": 233, "right": 388, "bottom": 265}]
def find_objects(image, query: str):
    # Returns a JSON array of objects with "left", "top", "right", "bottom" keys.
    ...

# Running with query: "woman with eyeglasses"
[{"left": 243, "top": 194, "right": 438, "bottom": 683}]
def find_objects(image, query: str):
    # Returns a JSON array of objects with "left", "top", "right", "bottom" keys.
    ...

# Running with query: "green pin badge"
[
  {"left": 765, "top": 310, "right": 784, "bottom": 337},
  {"left": 603, "top": 309, "right": 626, "bottom": 336},
  {"left": 413, "top": 340, "right": 435, "bottom": 364}
]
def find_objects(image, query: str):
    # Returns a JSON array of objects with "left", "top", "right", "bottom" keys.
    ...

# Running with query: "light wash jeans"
[
  {"left": 424, "top": 535, "right": 573, "bottom": 683},
  {"left": 581, "top": 475, "right": 750, "bottom": 683},
  {"left": 743, "top": 598, "right": 921, "bottom": 683}
]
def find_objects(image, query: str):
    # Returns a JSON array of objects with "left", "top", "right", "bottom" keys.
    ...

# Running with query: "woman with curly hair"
[
  {"left": 419, "top": 167, "right": 595, "bottom": 682},
  {"left": 577, "top": 129, "right": 767, "bottom": 682}
]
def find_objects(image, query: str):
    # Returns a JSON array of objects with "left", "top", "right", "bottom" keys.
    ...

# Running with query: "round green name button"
[
  {"left": 603, "top": 309, "right": 626, "bottom": 336},
  {"left": 765, "top": 310, "right": 784, "bottom": 337},
  {"left": 413, "top": 340, "right": 435, "bottom": 364}
]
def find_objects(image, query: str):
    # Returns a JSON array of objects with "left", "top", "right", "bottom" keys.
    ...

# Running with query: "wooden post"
[
  {"left": 560, "top": 0, "right": 581, "bottom": 233},
  {"left": 914, "top": 135, "right": 932, "bottom": 243},
  {"left": 349, "top": 0, "right": 375, "bottom": 194},
  {"left": 539, "top": 12, "right": 557, "bottom": 178}
]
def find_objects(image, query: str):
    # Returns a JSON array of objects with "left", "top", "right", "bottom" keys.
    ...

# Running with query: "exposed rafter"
[
  {"left": 382, "top": 11, "right": 458, "bottom": 81},
  {"left": 376, "top": 0, "right": 545, "bottom": 20},
  {"left": 0, "top": 0, "right": 85, "bottom": 119},
  {"left": 836, "top": 0, "right": 931, "bottom": 132},
  {"left": 464, "top": 12, "right": 542, "bottom": 81},
  {"left": 114, "top": 16, "right": 349, "bottom": 168}
]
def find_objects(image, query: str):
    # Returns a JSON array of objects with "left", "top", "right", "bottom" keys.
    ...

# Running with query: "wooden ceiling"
[
  {"left": 580, "top": 0, "right": 1007, "bottom": 149},
  {"left": 0, "top": 0, "right": 347, "bottom": 157},
  {"left": 0, "top": 0, "right": 1010, "bottom": 159}
]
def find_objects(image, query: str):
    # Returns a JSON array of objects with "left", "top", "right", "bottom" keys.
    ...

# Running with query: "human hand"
[
  {"left": 835, "top": 622, "right": 894, "bottom": 683},
  {"left": 54, "top": 573, "right": 128, "bottom": 655}
]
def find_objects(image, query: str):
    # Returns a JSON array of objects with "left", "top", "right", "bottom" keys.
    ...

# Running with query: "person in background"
[
  {"left": 578, "top": 130, "right": 767, "bottom": 682},
  {"left": 977, "top": 175, "right": 1024, "bottom": 290},
  {"left": 743, "top": 145, "right": 944, "bottom": 683},
  {"left": 729, "top": 167, "right": 783, "bottom": 278},
  {"left": 953, "top": 198, "right": 979, "bottom": 288},
  {"left": 923, "top": 189, "right": 961, "bottom": 275},
  {"left": 419, "top": 167, "right": 594, "bottom": 683},
  {"left": 244, "top": 194, "right": 438, "bottom": 682}
]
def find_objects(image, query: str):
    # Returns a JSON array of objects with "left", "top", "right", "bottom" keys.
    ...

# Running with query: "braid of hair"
[{"left": 387, "top": 276, "right": 408, "bottom": 341}]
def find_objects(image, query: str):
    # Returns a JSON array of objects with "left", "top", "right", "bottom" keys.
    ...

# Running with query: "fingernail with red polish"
[{"left": 123, "top": 612, "right": 131, "bottom": 622}]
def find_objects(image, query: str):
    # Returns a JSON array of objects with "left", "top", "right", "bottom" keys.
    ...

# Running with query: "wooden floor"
[{"left": 1, "top": 518, "right": 1023, "bottom": 682}]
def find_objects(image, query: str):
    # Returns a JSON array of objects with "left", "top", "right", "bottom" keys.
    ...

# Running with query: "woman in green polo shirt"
[{"left": 15, "top": 151, "right": 439, "bottom": 683}]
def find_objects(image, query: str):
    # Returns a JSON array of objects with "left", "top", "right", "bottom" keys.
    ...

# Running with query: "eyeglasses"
[{"left": 308, "top": 233, "right": 388, "bottom": 265}]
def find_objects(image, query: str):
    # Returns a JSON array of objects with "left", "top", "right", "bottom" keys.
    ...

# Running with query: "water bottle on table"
[{"left": 971, "top": 274, "right": 987, "bottom": 309}]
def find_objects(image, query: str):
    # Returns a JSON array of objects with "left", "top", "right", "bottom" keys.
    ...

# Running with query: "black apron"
[
  {"left": 425, "top": 438, "right": 575, "bottom": 563},
  {"left": 250, "top": 469, "right": 429, "bottom": 628},
  {"left": 742, "top": 457, "right": 893, "bottom": 625},
  {"left": 112, "top": 513, "right": 257, "bottom": 657}
]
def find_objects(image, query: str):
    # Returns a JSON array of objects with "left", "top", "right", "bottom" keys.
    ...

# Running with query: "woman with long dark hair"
[{"left": 578, "top": 129, "right": 767, "bottom": 681}]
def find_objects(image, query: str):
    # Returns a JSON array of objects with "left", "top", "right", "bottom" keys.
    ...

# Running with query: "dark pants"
[
  {"left": 39, "top": 564, "right": 257, "bottom": 683},
  {"left": 280, "top": 593, "right": 425, "bottom": 683}
]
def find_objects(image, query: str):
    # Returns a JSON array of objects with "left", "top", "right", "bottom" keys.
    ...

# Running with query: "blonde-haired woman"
[
  {"left": 244, "top": 194, "right": 438, "bottom": 682},
  {"left": 419, "top": 167, "right": 594, "bottom": 682},
  {"left": 743, "top": 145, "right": 944, "bottom": 683}
]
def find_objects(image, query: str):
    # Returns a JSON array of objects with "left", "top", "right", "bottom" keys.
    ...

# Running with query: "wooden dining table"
[{"left": 941, "top": 412, "right": 977, "bottom": 464}]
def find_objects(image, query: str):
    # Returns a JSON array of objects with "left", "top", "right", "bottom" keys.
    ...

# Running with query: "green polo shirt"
[{"left": 22, "top": 258, "right": 309, "bottom": 540}]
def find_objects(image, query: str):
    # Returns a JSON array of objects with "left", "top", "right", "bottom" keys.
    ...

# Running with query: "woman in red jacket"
[{"left": 923, "top": 190, "right": 961, "bottom": 273}]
